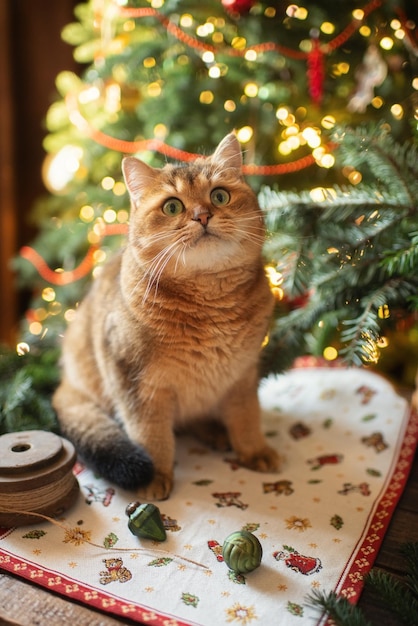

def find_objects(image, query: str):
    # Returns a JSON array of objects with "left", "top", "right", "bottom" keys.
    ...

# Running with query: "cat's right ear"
[{"left": 122, "top": 157, "right": 159, "bottom": 205}]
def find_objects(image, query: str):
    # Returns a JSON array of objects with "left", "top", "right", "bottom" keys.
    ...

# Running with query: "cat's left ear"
[
  {"left": 212, "top": 133, "right": 243, "bottom": 171},
  {"left": 122, "top": 157, "right": 159, "bottom": 205}
]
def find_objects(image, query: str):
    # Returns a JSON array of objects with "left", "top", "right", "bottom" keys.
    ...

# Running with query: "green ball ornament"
[
  {"left": 125, "top": 501, "right": 167, "bottom": 542},
  {"left": 222, "top": 530, "right": 263, "bottom": 574}
]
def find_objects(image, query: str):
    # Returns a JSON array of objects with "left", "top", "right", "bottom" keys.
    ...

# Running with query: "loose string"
[{"left": 0, "top": 506, "right": 210, "bottom": 571}]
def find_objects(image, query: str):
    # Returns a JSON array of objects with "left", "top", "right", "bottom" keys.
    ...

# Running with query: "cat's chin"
[{"left": 183, "top": 237, "right": 251, "bottom": 271}]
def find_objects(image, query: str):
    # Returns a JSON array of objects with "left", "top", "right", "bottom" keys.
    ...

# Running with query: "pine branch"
[
  {"left": 400, "top": 543, "right": 418, "bottom": 599},
  {"left": 307, "top": 590, "right": 373, "bottom": 626},
  {"left": 0, "top": 341, "right": 60, "bottom": 434},
  {"left": 366, "top": 569, "right": 418, "bottom": 625}
]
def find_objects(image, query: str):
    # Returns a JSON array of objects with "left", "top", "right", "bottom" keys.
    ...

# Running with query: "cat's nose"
[{"left": 192, "top": 207, "right": 211, "bottom": 226}]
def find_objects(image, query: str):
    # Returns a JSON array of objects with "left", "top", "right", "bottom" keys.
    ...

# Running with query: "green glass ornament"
[
  {"left": 125, "top": 501, "right": 167, "bottom": 542},
  {"left": 222, "top": 530, "right": 263, "bottom": 574}
]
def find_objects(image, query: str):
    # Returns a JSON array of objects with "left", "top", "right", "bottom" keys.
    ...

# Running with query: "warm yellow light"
[
  {"left": 231, "top": 37, "right": 246, "bottom": 50},
  {"left": 202, "top": 51, "right": 215, "bottom": 63},
  {"left": 352, "top": 9, "right": 364, "bottom": 20},
  {"left": 338, "top": 62, "right": 350, "bottom": 74},
  {"left": 265, "top": 265, "right": 283, "bottom": 286},
  {"left": 88, "top": 230, "right": 100, "bottom": 244},
  {"left": 390, "top": 19, "right": 401, "bottom": 30},
  {"left": 16, "top": 342, "right": 30, "bottom": 356},
  {"left": 294, "top": 6, "right": 308, "bottom": 19},
  {"left": 319, "top": 153, "right": 335, "bottom": 168},
  {"left": 303, "top": 128, "right": 321, "bottom": 149},
  {"left": 236, "top": 126, "right": 253, "bottom": 143},
  {"left": 80, "top": 205, "right": 95, "bottom": 222},
  {"left": 377, "top": 336, "right": 389, "bottom": 348},
  {"left": 394, "top": 29, "right": 405, "bottom": 40},
  {"left": 359, "top": 25, "right": 371, "bottom": 37},
  {"left": 154, "top": 123, "right": 168, "bottom": 138},
  {"left": 123, "top": 19, "right": 135, "bottom": 32},
  {"left": 371, "top": 96, "right": 384, "bottom": 108},
  {"left": 378, "top": 305, "right": 390, "bottom": 319},
  {"left": 312, "top": 147, "right": 325, "bottom": 160},
  {"left": 278, "top": 141, "right": 292, "bottom": 156},
  {"left": 287, "top": 135, "right": 300, "bottom": 150},
  {"left": 199, "top": 90, "right": 214, "bottom": 104},
  {"left": 42, "top": 287, "right": 56, "bottom": 303},
  {"left": 29, "top": 322, "right": 43, "bottom": 336},
  {"left": 323, "top": 346, "right": 338, "bottom": 361},
  {"left": 244, "top": 83, "right": 258, "bottom": 97},
  {"left": 320, "top": 22, "right": 335, "bottom": 35},
  {"left": 197, "top": 23, "right": 214, "bottom": 37},
  {"left": 113, "top": 182, "right": 126, "bottom": 196},
  {"left": 413, "top": 78, "right": 418, "bottom": 90},
  {"left": 147, "top": 82, "right": 162, "bottom": 97},
  {"left": 380, "top": 37, "right": 394, "bottom": 50},
  {"left": 265, "top": 7, "right": 276, "bottom": 17},
  {"left": 117, "top": 209, "right": 129, "bottom": 223},
  {"left": 284, "top": 125, "right": 299, "bottom": 136},
  {"left": 180, "top": 14, "right": 193, "bottom": 28},
  {"left": 78, "top": 86, "right": 100, "bottom": 104},
  {"left": 245, "top": 50, "right": 257, "bottom": 61},
  {"left": 348, "top": 171, "right": 363, "bottom": 185},
  {"left": 64, "top": 309, "right": 76, "bottom": 323},
  {"left": 44, "top": 146, "right": 83, "bottom": 192},
  {"left": 103, "top": 208, "right": 117, "bottom": 223},
  {"left": 101, "top": 176, "right": 115, "bottom": 191},
  {"left": 143, "top": 57, "right": 156, "bottom": 68},
  {"left": 93, "top": 250, "right": 107, "bottom": 264},
  {"left": 276, "top": 106, "right": 289, "bottom": 121},
  {"left": 321, "top": 115, "right": 336, "bottom": 129},
  {"left": 310, "top": 187, "right": 328, "bottom": 202},
  {"left": 208, "top": 66, "right": 221, "bottom": 78},
  {"left": 224, "top": 100, "right": 236, "bottom": 112},
  {"left": 390, "top": 103, "right": 404, "bottom": 119}
]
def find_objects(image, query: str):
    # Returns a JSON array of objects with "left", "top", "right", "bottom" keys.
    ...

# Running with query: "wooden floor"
[{"left": 0, "top": 412, "right": 417, "bottom": 626}]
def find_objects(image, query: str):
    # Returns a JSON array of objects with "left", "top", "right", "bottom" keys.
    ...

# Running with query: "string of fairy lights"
[{"left": 18, "top": 0, "right": 417, "bottom": 361}]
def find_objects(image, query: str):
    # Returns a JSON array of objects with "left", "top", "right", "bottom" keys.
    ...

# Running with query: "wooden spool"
[{"left": 0, "top": 430, "right": 79, "bottom": 527}]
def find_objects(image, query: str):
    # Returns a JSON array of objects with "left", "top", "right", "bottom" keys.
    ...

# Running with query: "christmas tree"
[{"left": 2, "top": 0, "right": 417, "bottom": 431}]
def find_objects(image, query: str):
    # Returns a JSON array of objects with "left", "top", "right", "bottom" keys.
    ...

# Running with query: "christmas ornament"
[
  {"left": 347, "top": 45, "right": 387, "bottom": 113},
  {"left": 125, "top": 501, "right": 167, "bottom": 542},
  {"left": 0, "top": 430, "right": 79, "bottom": 527},
  {"left": 307, "top": 30, "right": 325, "bottom": 104},
  {"left": 221, "top": 0, "right": 255, "bottom": 17},
  {"left": 222, "top": 530, "right": 263, "bottom": 573}
]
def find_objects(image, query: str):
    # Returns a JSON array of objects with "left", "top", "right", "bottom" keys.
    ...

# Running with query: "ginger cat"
[{"left": 53, "top": 133, "right": 281, "bottom": 500}]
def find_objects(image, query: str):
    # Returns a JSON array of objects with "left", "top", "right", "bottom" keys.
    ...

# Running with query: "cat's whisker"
[{"left": 142, "top": 240, "right": 184, "bottom": 302}]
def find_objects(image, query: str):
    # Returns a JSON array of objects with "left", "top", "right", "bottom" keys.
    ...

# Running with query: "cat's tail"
[
  {"left": 73, "top": 433, "right": 154, "bottom": 490},
  {"left": 53, "top": 390, "right": 154, "bottom": 490}
]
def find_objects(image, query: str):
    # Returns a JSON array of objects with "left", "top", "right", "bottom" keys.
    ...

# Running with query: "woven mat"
[{"left": 1, "top": 366, "right": 417, "bottom": 626}]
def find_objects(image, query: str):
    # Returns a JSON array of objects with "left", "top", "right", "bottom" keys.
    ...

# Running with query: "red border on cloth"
[
  {"left": 333, "top": 405, "right": 418, "bottom": 603},
  {"left": 0, "top": 550, "right": 196, "bottom": 626}
]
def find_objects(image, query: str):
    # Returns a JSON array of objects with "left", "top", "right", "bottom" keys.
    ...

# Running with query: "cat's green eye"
[
  {"left": 210, "top": 188, "right": 230, "bottom": 207},
  {"left": 162, "top": 198, "right": 185, "bottom": 217}
]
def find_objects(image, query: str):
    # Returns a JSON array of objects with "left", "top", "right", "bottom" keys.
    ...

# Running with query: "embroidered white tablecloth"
[{"left": 0, "top": 366, "right": 417, "bottom": 626}]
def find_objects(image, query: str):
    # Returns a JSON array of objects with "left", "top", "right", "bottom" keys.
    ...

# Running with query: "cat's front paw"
[
  {"left": 136, "top": 472, "right": 173, "bottom": 501},
  {"left": 238, "top": 445, "right": 282, "bottom": 473}
]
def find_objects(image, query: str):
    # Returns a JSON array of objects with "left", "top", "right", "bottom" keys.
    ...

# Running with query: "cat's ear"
[
  {"left": 122, "top": 157, "right": 159, "bottom": 204},
  {"left": 211, "top": 133, "right": 243, "bottom": 171}
]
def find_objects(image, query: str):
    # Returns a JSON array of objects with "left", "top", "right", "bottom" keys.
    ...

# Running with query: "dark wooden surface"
[{"left": 0, "top": 414, "right": 417, "bottom": 626}]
